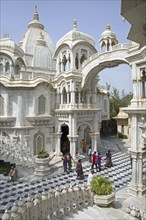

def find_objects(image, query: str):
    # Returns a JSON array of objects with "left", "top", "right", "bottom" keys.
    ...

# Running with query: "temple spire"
[
  {"left": 73, "top": 19, "right": 77, "bottom": 29},
  {"left": 33, "top": 5, "right": 39, "bottom": 21}
]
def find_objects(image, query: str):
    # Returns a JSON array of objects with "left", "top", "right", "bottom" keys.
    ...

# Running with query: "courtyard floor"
[{"left": 0, "top": 137, "right": 146, "bottom": 219}]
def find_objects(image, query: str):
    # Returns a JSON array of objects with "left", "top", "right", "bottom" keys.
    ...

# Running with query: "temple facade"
[
  {"left": 0, "top": 8, "right": 146, "bottom": 197},
  {"left": 0, "top": 8, "right": 113, "bottom": 159}
]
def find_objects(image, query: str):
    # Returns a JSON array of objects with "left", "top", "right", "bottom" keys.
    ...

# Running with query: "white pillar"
[
  {"left": 54, "top": 132, "right": 62, "bottom": 155},
  {"left": 5, "top": 93, "right": 9, "bottom": 116},
  {"left": 17, "top": 93, "right": 23, "bottom": 126},
  {"left": 33, "top": 96, "right": 37, "bottom": 115},
  {"left": 61, "top": 93, "right": 63, "bottom": 105},
  {"left": 138, "top": 157, "right": 143, "bottom": 186}
]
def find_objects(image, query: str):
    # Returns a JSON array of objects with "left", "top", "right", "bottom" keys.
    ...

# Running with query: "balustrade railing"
[
  {"left": 2, "top": 184, "right": 93, "bottom": 220},
  {"left": 0, "top": 72, "right": 55, "bottom": 82}
]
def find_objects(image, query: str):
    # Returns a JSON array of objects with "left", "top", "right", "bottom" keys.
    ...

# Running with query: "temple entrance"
[
  {"left": 77, "top": 124, "right": 91, "bottom": 154},
  {"left": 60, "top": 124, "right": 70, "bottom": 155}
]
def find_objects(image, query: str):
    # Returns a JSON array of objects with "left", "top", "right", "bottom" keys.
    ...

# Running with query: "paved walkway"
[{"left": 0, "top": 138, "right": 145, "bottom": 219}]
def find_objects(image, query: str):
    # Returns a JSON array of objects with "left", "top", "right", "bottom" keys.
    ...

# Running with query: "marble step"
[{"left": 63, "top": 205, "right": 124, "bottom": 220}]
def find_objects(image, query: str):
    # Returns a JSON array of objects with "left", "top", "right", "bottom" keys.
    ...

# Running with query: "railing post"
[
  {"left": 11, "top": 202, "right": 21, "bottom": 220},
  {"left": 2, "top": 209, "right": 11, "bottom": 220},
  {"left": 42, "top": 190, "right": 48, "bottom": 220},
  {"left": 18, "top": 197, "right": 27, "bottom": 220},
  {"left": 33, "top": 193, "right": 42, "bottom": 220},
  {"left": 55, "top": 186, "right": 61, "bottom": 217},
  {"left": 61, "top": 186, "right": 67, "bottom": 215},
  {"left": 25, "top": 194, "right": 34, "bottom": 220}
]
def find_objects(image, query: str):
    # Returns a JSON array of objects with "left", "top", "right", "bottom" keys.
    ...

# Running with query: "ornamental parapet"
[
  {"left": 0, "top": 72, "right": 54, "bottom": 82},
  {"left": 1, "top": 184, "right": 93, "bottom": 220},
  {"left": 82, "top": 43, "right": 132, "bottom": 69}
]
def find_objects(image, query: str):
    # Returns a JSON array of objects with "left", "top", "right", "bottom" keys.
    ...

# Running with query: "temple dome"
[
  {"left": 0, "top": 35, "right": 24, "bottom": 60},
  {"left": 101, "top": 25, "right": 117, "bottom": 39},
  {"left": 19, "top": 6, "right": 55, "bottom": 70},
  {"left": 56, "top": 20, "right": 96, "bottom": 49}
]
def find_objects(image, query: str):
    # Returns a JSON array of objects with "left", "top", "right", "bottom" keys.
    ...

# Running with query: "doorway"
[{"left": 60, "top": 125, "right": 70, "bottom": 155}]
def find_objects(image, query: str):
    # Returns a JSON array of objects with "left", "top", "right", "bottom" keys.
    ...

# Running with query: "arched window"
[
  {"left": 0, "top": 95, "right": 4, "bottom": 116},
  {"left": 33, "top": 131, "right": 45, "bottom": 154},
  {"left": 5, "top": 61, "right": 10, "bottom": 72},
  {"left": 62, "top": 55, "right": 67, "bottom": 71},
  {"left": 80, "top": 53, "right": 87, "bottom": 64},
  {"left": 75, "top": 53, "right": 79, "bottom": 69},
  {"left": 15, "top": 65, "right": 20, "bottom": 74},
  {"left": 101, "top": 42, "right": 106, "bottom": 52},
  {"left": 62, "top": 87, "right": 67, "bottom": 104},
  {"left": 107, "top": 41, "right": 110, "bottom": 51},
  {"left": 38, "top": 95, "right": 46, "bottom": 115},
  {"left": 141, "top": 69, "right": 146, "bottom": 98},
  {"left": 0, "top": 63, "right": 3, "bottom": 73}
]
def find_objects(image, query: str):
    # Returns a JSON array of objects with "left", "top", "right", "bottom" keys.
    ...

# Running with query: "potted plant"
[
  {"left": 34, "top": 150, "right": 50, "bottom": 176},
  {"left": 90, "top": 176, "right": 115, "bottom": 207},
  {"left": 37, "top": 150, "right": 49, "bottom": 159}
]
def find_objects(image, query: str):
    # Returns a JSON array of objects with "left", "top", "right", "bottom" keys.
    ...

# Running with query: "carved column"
[
  {"left": 68, "top": 135, "right": 78, "bottom": 159},
  {"left": 54, "top": 132, "right": 62, "bottom": 155},
  {"left": 17, "top": 93, "right": 23, "bottom": 126}
]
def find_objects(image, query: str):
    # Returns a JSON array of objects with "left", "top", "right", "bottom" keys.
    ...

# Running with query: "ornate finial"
[
  {"left": 106, "top": 24, "right": 111, "bottom": 30},
  {"left": 33, "top": 5, "right": 39, "bottom": 21},
  {"left": 74, "top": 19, "right": 77, "bottom": 29}
]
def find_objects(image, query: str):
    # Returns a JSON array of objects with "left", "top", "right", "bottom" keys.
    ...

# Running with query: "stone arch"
[
  {"left": 77, "top": 122, "right": 93, "bottom": 153},
  {"left": 77, "top": 122, "right": 93, "bottom": 133},
  {"left": 81, "top": 44, "right": 131, "bottom": 89}
]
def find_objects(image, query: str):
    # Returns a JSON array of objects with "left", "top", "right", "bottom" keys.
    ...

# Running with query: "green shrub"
[
  {"left": 0, "top": 164, "right": 11, "bottom": 174},
  {"left": 91, "top": 176, "right": 113, "bottom": 195},
  {"left": 118, "top": 132, "right": 128, "bottom": 139},
  {"left": 37, "top": 150, "right": 49, "bottom": 159}
]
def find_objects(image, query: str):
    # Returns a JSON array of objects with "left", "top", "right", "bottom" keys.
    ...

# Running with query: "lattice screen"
[
  {"left": 38, "top": 95, "right": 45, "bottom": 115},
  {"left": 33, "top": 131, "right": 45, "bottom": 154}
]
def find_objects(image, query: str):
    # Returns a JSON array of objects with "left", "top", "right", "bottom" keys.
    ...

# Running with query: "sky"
[{"left": 1, "top": 0, "right": 133, "bottom": 94}]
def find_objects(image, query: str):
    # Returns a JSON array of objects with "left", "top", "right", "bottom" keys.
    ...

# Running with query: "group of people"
[
  {"left": 62, "top": 148, "right": 113, "bottom": 181},
  {"left": 62, "top": 153, "right": 75, "bottom": 174},
  {"left": 88, "top": 148, "right": 113, "bottom": 171}
]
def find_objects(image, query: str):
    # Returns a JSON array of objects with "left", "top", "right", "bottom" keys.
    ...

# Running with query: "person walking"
[
  {"left": 62, "top": 154, "right": 68, "bottom": 174},
  {"left": 87, "top": 169, "right": 94, "bottom": 185},
  {"left": 76, "top": 159, "right": 84, "bottom": 180},
  {"left": 67, "top": 153, "right": 75, "bottom": 172},
  {"left": 91, "top": 151, "right": 98, "bottom": 172},
  {"left": 97, "top": 152, "right": 102, "bottom": 172},
  {"left": 81, "top": 139, "right": 87, "bottom": 153},
  {"left": 87, "top": 146, "right": 92, "bottom": 163},
  {"left": 105, "top": 149, "right": 113, "bottom": 167}
]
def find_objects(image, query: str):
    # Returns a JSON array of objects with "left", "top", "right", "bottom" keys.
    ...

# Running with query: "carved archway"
[{"left": 81, "top": 44, "right": 131, "bottom": 89}]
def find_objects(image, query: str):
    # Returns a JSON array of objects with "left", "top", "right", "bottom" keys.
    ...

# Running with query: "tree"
[
  {"left": 100, "top": 86, "right": 133, "bottom": 137},
  {"left": 110, "top": 87, "right": 133, "bottom": 118}
]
